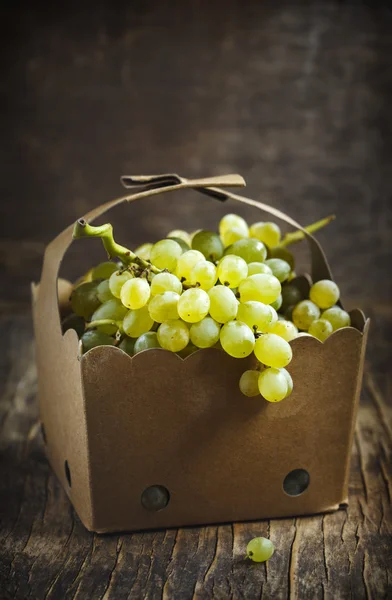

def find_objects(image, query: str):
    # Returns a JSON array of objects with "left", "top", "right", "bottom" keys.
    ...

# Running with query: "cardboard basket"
[{"left": 32, "top": 174, "right": 369, "bottom": 534}]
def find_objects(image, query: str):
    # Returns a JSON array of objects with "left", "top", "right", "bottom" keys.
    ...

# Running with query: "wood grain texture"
[{"left": 0, "top": 311, "right": 391, "bottom": 599}]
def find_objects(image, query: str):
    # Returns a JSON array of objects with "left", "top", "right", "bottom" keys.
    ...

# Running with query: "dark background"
[{"left": 1, "top": 1, "right": 391, "bottom": 311}]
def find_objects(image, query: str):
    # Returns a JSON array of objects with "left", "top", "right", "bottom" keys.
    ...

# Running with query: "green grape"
[
  {"left": 268, "top": 320, "right": 298, "bottom": 342},
  {"left": 61, "top": 313, "right": 85, "bottom": 338},
  {"left": 219, "top": 213, "right": 249, "bottom": 237},
  {"left": 191, "top": 230, "right": 224, "bottom": 262},
  {"left": 71, "top": 281, "right": 101, "bottom": 319},
  {"left": 239, "top": 370, "right": 260, "bottom": 397},
  {"left": 246, "top": 537, "right": 275, "bottom": 562},
  {"left": 190, "top": 317, "right": 221, "bottom": 348},
  {"left": 208, "top": 286, "right": 238, "bottom": 323},
  {"left": 221, "top": 228, "right": 249, "bottom": 247},
  {"left": 217, "top": 255, "right": 248, "bottom": 288},
  {"left": 281, "top": 368, "right": 293, "bottom": 395},
  {"left": 150, "top": 272, "right": 182, "bottom": 296},
  {"left": 220, "top": 320, "right": 255, "bottom": 358},
  {"left": 167, "top": 229, "right": 191, "bottom": 246},
  {"left": 190, "top": 261, "right": 218, "bottom": 290},
  {"left": 254, "top": 333, "right": 292, "bottom": 368},
  {"left": 157, "top": 319, "right": 190, "bottom": 352},
  {"left": 91, "top": 298, "right": 128, "bottom": 322},
  {"left": 281, "top": 283, "right": 303, "bottom": 313},
  {"left": 150, "top": 239, "right": 183, "bottom": 271},
  {"left": 97, "top": 279, "right": 115, "bottom": 303},
  {"left": 249, "top": 221, "right": 281, "bottom": 248},
  {"left": 321, "top": 306, "right": 351, "bottom": 330},
  {"left": 270, "top": 294, "right": 282, "bottom": 311},
  {"left": 81, "top": 330, "right": 115, "bottom": 353},
  {"left": 120, "top": 277, "right": 151, "bottom": 310},
  {"left": 269, "top": 246, "right": 295, "bottom": 269},
  {"left": 109, "top": 269, "right": 133, "bottom": 298},
  {"left": 292, "top": 300, "right": 320, "bottom": 330},
  {"left": 238, "top": 274, "right": 281, "bottom": 304},
  {"left": 309, "top": 279, "right": 340, "bottom": 309},
  {"left": 176, "top": 250, "right": 206, "bottom": 282},
  {"left": 134, "top": 331, "right": 161, "bottom": 353},
  {"left": 247, "top": 262, "right": 273, "bottom": 276},
  {"left": 148, "top": 291, "right": 180, "bottom": 322},
  {"left": 167, "top": 236, "right": 190, "bottom": 253},
  {"left": 134, "top": 242, "right": 153, "bottom": 261},
  {"left": 308, "top": 318, "right": 334, "bottom": 341},
  {"left": 177, "top": 288, "right": 210, "bottom": 323},
  {"left": 225, "top": 238, "right": 267, "bottom": 264},
  {"left": 265, "top": 258, "right": 291, "bottom": 283},
  {"left": 123, "top": 305, "right": 154, "bottom": 337},
  {"left": 237, "top": 301, "right": 278, "bottom": 333},
  {"left": 119, "top": 336, "right": 136, "bottom": 356},
  {"left": 258, "top": 368, "right": 288, "bottom": 402},
  {"left": 296, "top": 332, "right": 313, "bottom": 338},
  {"left": 91, "top": 261, "right": 118, "bottom": 280}
]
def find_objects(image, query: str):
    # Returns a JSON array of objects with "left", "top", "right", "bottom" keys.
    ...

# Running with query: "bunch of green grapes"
[{"left": 65, "top": 210, "right": 349, "bottom": 405}]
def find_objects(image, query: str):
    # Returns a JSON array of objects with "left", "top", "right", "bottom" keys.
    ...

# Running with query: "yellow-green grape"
[
  {"left": 148, "top": 291, "right": 180, "bottom": 322},
  {"left": 268, "top": 320, "right": 298, "bottom": 342},
  {"left": 219, "top": 213, "right": 249, "bottom": 237},
  {"left": 150, "top": 272, "right": 182, "bottom": 296},
  {"left": 97, "top": 279, "right": 115, "bottom": 303},
  {"left": 238, "top": 274, "right": 281, "bottom": 304},
  {"left": 221, "top": 228, "right": 248, "bottom": 247},
  {"left": 258, "top": 368, "right": 288, "bottom": 402},
  {"left": 296, "top": 332, "right": 313, "bottom": 337},
  {"left": 237, "top": 301, "right": 278, "bottom": 333},
  {"left": 150, "top": 239, "right": 183, "bottom": 271},
  {"left": 239, "top": 370, "right": 261, "bottom": 397},
  {"left": 91, "top": 298, "right": 128, "bottom": 322},
  {"left": 292, "top": 300, "right": 320, "bottom": 330},
  {"left": 265, "top": 258, "right": 291, "bottom": 283},
  {"left": 120, "top": 278, "right": 151, "bottom": 310},
  {"left": 208, "top": 286, "right": 238, "bottom": 323},
  {"left": 168, "top": 236, "right": 190, "bottom": 253},
  {"left": 281, "top": 283, "right": 303, "bottom": 313},
  {"left": 321, "top": 306, "right": 351, "bottom": 330},
  {"left": 217, "top": 255, "right": 248, "bottom": 288},
  {"left": 270, "top": 294, "right": 282, "bottom": 311},
  {"left": 91, "top": 261, "right": 119, "bottom": 280},
  {"left": 119, "top": 336, "right": 136, "bottom": 356},
  {"left": 190, "top": 317, "right": 221, "bottom": 348},
  {"left": 250, "top": 221, "right": 281, "bottom": 248},
  {"left": 247, "top": 262, "right": 273, "bottom": 276},
  {"left": 176, "top": 250, "right": 206, "bottom": 283},
  {"left": 220, "top": 320, "right": 255, "bottom": 358},
  {"left": 190, "top": 261, "right": 218, "bottom": 290},
  {"left": 167, "top": 229, "right": 191, "bottom": 246},
  {"left": 123, "top": 305, "right": 154, "bottom": 337},
  {"left": 157, "top": 319, "right": 190, "bottom": 352},
  {"left": 288, "top": 270, "right": 297, "bottom": 282},
  {"left": 246, "top": 537, "right": 275, "bottom": 562},
  {"left": 71, "top": 281, "right": 101, "bottom": 319},
  {"left": 309, "top": 279, "right": 340, "bottom": 309},
  {"left": 225, "top": 238, "right": 267, "bottom": 264},
  {"left": 308, "top": 318, "right": 334, "bottom": 341},
  {"left": 254, "top": 333, "right": 292, "bottom": 368},
  {"left": 177, "top": 288, "right": 210, "bottom": 323},
  {"left": 134, "top": 242, "right": 153, "bottom": 261},
  {"left": 81, "top": 330, "right": 116, "bottom": 353},
  {"left": 281, "top": 368, "right": 293, "bottom": 396},
  {"left": 269, "top": 246, "right": 295, "bottom": 269},
  {"left": 191, "top": 230, "right": 224, "bottom": 262},
  {"left": 134, "top": 331, "right": 161, "bottom": 353},
  {"left": 109, "top": 269, "right": 133, "bottom": 298}
]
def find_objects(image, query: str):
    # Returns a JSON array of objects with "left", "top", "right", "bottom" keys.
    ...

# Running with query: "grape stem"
[
  {"left": 73, "top": 219, "right": 161, "bottom": 273},
  {"left": 280, "top": 215, "right": 335, "bottom": 247}
]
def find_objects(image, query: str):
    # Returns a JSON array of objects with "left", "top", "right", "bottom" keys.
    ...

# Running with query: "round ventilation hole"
[
  {"left": 283, "top": 469, "right": 310, "bottom": 496},
  {"left": 141, "top": 485, "right": 170, "bottom": 512}
]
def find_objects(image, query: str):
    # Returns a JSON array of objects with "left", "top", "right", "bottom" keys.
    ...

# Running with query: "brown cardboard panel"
[{"left": 32, "top": 173, "right": 369, "bottom": 533}]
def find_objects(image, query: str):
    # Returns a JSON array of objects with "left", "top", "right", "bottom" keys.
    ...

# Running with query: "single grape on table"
[{"left": 68, "top": 208, "right": 348, "bottom": 404}]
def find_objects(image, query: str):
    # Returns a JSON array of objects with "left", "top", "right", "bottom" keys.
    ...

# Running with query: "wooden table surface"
[{"left": 1, "top": 2, "right": 391, "bottom": 599}]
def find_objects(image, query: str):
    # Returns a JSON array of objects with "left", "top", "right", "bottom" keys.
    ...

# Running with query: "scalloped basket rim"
[{"left": 77, "top": 318, "right": 369, "bottom": 364}]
